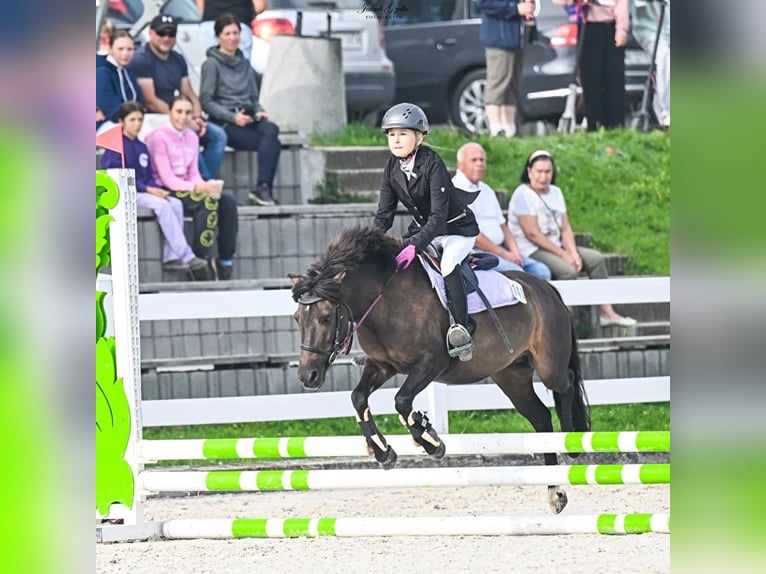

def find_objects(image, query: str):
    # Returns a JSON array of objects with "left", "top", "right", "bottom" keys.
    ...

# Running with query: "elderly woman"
[
  {"left": 199, "top": 12, "right": 281, "bottom": 206},
  {"left": 508, "top": 149, "right": 636, "bottom": 327}
]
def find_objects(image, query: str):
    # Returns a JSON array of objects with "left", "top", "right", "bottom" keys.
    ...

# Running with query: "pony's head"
[{"left": 289, "top": 226, "right": 400, "bottom": 389}]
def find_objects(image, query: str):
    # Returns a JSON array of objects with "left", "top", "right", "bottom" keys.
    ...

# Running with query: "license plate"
[
  {"left": 333, "top": 31, "right": 362, "bottom": 50},
  {"left": 625, "top": 50, "right": 651, "bottom": 66}
]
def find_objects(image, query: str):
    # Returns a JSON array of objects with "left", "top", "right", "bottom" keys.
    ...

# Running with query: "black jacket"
[{"left": 373, "top": 146, "right": 479, "bottom": 252}]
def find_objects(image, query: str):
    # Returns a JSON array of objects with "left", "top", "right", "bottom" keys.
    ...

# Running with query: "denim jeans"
[
  {"left": 221, "top": 119, "right": 281, "bottom": 188},
  {"left": 198, "top": 121, "right": 227, "bottom": 180},
  {"left": 472, "top": 247, "right": 552, "bottom": 280}
]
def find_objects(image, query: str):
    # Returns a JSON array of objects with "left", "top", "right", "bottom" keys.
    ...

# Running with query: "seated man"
[
  {"left": 129, "top": 15, "right": 227, "bottom": 180},
  {"left": 452, "top": 143, "right": 551, "bottom": 280}
]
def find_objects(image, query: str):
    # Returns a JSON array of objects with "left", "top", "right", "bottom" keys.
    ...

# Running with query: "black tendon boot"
[{"left": 442, "top": 268, "right": 476, "bottom": 361}]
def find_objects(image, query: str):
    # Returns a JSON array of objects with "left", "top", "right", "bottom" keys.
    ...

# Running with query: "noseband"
[
  {"left": 297, "top": 293, "right": 355, "bottom": 365},
  {"left": 296, "top": 267, "right": 400, "bottom": 366}
]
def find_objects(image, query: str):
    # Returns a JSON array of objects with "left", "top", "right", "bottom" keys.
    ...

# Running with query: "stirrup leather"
[{"left": 446, "top": 323, "right": 473, "bottom": 361}]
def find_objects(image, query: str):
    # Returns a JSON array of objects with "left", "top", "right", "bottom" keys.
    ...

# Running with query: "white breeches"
[{"left": 431, "top": 234, "right": 476, "bottom": 276}]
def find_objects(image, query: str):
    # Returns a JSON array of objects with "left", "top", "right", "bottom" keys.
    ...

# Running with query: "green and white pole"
[
  {"left": 161, "top": 513, "right": 670, "bottom": 539},
  {"left": 139, "top": 431, "right": 670, "bottom": 461},
  {"left": 141, "top": 463, "right": 669, "bottom": 493}
]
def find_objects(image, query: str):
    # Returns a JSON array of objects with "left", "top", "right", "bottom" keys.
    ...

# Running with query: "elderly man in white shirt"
[{"left": 452, "top": 142, "right": 551, "bottom": 279}]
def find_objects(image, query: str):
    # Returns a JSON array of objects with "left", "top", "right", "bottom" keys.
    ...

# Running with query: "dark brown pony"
[{"left": 289, "top": 226, "right": 589, "bottom": 513}]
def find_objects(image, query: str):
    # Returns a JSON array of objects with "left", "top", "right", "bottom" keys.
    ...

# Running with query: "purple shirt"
[{"left": 100, "top": 134, "right": 162, "bottom": 194}]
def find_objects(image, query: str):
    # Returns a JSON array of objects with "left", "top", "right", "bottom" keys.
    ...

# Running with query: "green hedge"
[{"left": 313, "top": 127, "right": 670, "bottom": 276}]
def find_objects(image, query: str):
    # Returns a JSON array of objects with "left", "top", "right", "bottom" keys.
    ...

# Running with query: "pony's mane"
[{"left": 291, "top": 226, "right": 400, "bottom": 303}]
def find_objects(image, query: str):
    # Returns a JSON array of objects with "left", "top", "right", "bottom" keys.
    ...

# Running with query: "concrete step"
[
  {"left": 604, "top": 254, "right": 629, "bottom": 276},
  {"left": 578, "top": 334, "right": 670, "bottom": 352},
  {"left": 325, "top": 168, "right": 382, "bottom": 193},
  {"left": 575, "top": 232, "right": 593, "bottom": 247},
  {"left": 316, "top": 146, "right": 390, "bottom": 170},
  {"left": 593, "top": 321, "right": 670, "bottom": 340}
]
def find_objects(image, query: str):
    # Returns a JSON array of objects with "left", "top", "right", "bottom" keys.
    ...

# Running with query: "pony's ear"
[
  {"left": 287, "top": 273, "right": 302, "bottom": 286},
  {"left": 333, "top": 270, "right": 346, "bottom": 283}
]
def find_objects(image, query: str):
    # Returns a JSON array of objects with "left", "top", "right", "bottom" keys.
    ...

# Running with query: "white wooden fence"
[{"left": 136, "top": 277, "right": 670, "bottom": 432}]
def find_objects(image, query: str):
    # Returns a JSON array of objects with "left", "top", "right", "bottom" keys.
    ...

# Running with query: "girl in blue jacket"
[{"left": 96, "top": 30, "right": 142, "bottom": 132}]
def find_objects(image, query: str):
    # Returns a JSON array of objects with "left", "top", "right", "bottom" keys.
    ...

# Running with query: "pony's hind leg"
[
  {"left": 491, "top": 362, "right": 569, "bottom": 514},
  {"left": 351, "top": 359, "right": 398, "bottom": 469}
]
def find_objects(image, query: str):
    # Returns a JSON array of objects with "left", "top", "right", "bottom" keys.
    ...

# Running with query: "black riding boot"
[{"left": 443, "top": 268, "right": 476, "bottom": 360}]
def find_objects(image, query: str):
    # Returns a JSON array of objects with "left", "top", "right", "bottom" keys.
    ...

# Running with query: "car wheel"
[{"left": 450, "top": 69, "right": 488, "bottom": 134}]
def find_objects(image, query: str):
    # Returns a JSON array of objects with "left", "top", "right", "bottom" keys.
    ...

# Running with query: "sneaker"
[
  {"left": 162, "top": 259, "right": 189, "bottom": 272},
  {"left": 188, "top": 257, "right": 211, "bottom": 281},
  {"left": 215, "top": 259, "right": 234, "bottom": 280},
  {"left": 249, "top": 182, "right": 276, "bottom": 206},
  {"left": 599, "top": 315, "right": 638, "bottom": 327}
]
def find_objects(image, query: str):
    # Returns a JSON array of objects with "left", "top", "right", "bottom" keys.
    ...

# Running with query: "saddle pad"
[{"left": 418, "top": 255, "right": 526, "bottom": 315}]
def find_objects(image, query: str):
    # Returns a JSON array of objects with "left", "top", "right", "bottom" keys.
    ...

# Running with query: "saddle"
[
  {"left": 422, "top": 244, "right": 499, "bottom": 294},
  {"left": 422, "top": 244, "right": 514, "bottom": 356}
]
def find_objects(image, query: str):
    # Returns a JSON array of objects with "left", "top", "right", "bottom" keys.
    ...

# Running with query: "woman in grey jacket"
[{"left": 200, "top": 13, "right": 281, "bottom": 205}]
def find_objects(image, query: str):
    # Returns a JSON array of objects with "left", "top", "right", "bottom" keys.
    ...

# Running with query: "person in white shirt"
[
  {"left": 508, "top": 149, "right": 636, "bottom": 327},
  {"left": 452, "top": 143, "right": 551, "bottom": 279}
]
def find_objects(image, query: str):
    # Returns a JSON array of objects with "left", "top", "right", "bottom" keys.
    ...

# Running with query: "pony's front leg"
[
  {"left": 350, "top": 360, "right": 398, "bottom": 469},
  {"left": 394, "top": 360, "right": 449, "bottom": 459}
]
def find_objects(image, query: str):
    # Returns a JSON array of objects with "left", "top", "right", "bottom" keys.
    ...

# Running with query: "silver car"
[{"left": 104, "top": 0, "right": 394, "bottom": 119}]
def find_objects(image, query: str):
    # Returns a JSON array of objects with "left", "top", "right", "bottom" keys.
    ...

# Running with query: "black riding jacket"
[{"left": 373, "top": 146, "right": 479, "bottom": 252}]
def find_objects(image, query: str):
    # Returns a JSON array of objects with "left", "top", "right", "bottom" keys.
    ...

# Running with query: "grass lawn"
[{"left": 143, "top": 402, "right": 669, "bottom": 441}]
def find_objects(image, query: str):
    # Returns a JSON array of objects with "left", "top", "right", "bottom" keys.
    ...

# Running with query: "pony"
[{"left": 289, "top": 226, "right": 589, "bottom": 513}]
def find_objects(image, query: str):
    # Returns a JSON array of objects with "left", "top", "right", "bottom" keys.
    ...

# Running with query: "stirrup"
[{"left": 446, "top": 324, "right": 473, "bottom": 361}]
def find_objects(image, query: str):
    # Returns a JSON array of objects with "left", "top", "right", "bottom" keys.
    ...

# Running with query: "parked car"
[
  {"left": 383, "top": 0, "right": 651, "bottom": 132},
  {"left": 102, "top": 0, "right": 395, "bottom": 119}
]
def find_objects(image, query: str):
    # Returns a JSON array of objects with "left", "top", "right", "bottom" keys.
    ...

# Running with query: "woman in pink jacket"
[{"left": 146, "top": 95, "right": 239, "bottom": 280}]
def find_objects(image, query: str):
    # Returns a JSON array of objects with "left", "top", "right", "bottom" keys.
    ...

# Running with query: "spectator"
[
  {"left": 100, "top": 102, "right": 211, "bottom": 280},
  {"left": 508, "top": 149, "right": 636, "bottom": 326},
  {"left": 452, "top": 143, "right": 551, "bottom": 280},
  {"left": 476, "top": 0, "right": 536, "bottom": 137},
  {"left": 146, "top": 96, "right": 239, "bottom": 280},
  {"left": 200, "top": 13, "right": 281, "bottom": 206},
  {"left": 97, "top": 30, "right": 142, "bottom": 133},
  {"left": 630, "top": 0, "right": 670, "bottom": 127},
  {"left": 97, "top": 19, "right": 114, "bottom": 58},
  {"left": 197, "top": 0, "right": 268, "bottom": 63},
  {"left": 571, "top": 0, "right": 629, "bottom": 131},
  {"left": 130, "top": 14, "right": 228, "bottom": 180}
]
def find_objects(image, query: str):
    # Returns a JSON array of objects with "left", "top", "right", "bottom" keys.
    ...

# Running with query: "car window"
[
  {"left": 107, "top": 0, "right": 201, "bottom": 24},
  {"left": 268, "top": 0, "right": 365, "bottom": 9},
  {"left": 385, "top": 0, "right": 457, "bottom": 26},
  {"left": 468, "top": 0, "right": 480, "bottom": 19}
]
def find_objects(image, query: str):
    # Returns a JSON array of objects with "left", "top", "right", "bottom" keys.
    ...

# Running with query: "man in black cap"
[{"left": 130, "top": 14, "right": 228, "bottom": 180}]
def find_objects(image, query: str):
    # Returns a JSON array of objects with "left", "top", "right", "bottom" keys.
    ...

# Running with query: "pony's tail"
[
  {"left": 552, "top": 317, "right": 591, "bottom": 434},
  {"left": 546, "top": 282, "right": 590, "bottom": 433},
  {"left": 567, "top": 319, "right": 590, "bottom": 432}
]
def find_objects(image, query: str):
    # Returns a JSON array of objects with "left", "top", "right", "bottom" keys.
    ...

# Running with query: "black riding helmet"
[{"left": 381, "top": 103, "right": 429, "bottom": 135}]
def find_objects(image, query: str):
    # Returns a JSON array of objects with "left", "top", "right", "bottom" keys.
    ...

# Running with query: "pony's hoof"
[
  {"left": 432, "top": 440, "right": 446, "bottom": 459},
  {"left": 379, "top": 447, "right": 398, "bottom": 470},
  {"left": 547, "top": 487, "right": 568, "bottom": 514}
]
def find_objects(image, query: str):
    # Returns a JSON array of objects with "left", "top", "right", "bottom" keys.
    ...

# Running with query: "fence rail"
[
  {"left": 130, "top": 276, "right": 670, "bottom": 430},
  {"left": 137, "top": 277, "right": 669, "bottom": 321}
]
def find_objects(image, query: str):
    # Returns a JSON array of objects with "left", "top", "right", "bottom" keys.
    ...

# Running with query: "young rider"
[{"left": 372, "top": 103, "right": 480, "bottom": 360}]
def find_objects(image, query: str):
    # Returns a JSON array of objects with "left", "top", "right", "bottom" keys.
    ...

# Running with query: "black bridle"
[
  {"left": 297, "top": 268, "right": 400, "bottom": 366},
  {"left": 297, "top": 293, "right": 355, "bottom": 365}
]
